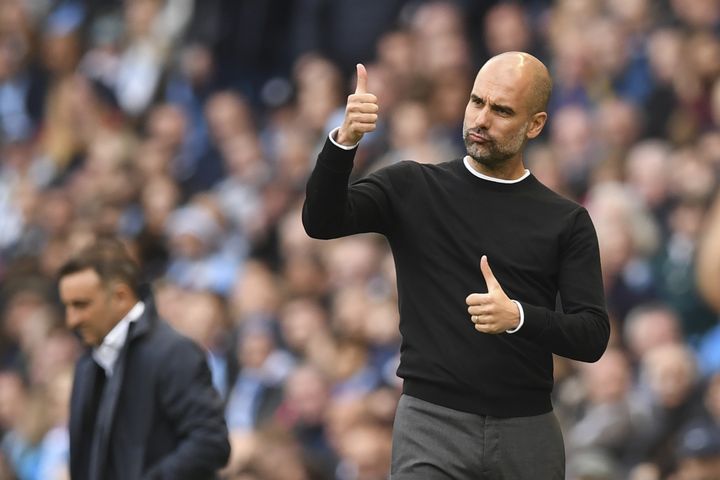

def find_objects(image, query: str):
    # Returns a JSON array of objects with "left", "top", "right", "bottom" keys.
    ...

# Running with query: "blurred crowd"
[{"left": 1, "top": 0, "right": 720, "bottom": 479}]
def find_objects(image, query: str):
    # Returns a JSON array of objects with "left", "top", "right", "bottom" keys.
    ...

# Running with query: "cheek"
[
  {"left": 506, "top": 121, "right": 530, "bottom": 142},
  {"left": 462, "top": 111, "right": 472, "bottom": 131},
  {"left": 83, "top": 303, "right": 107, "bottom": 327}
]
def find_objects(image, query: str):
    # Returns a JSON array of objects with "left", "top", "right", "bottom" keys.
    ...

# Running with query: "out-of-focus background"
[{"left": 1, "top": 0, "right": 720, "bottom": 479}]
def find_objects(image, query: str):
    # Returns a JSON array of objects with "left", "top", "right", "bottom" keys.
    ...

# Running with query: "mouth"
[
  {"left": 73, "top": 328, "right": 93, "bottom": 345},
  {"left": 467, "top": 131, "right": 492, "bottom": 144}
]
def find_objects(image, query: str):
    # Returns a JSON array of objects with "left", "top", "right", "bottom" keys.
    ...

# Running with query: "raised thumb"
[
  {"left": 480, "top": 255, "right": 500, "bottom": 291},
  {"left": 355, "top": 63, "right": 368, "bottom": 94}
]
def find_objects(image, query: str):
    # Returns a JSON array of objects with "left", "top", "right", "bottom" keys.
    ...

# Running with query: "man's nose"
[
  {"left": 65, "top": 310, "right": 81, "bottom": 329},
  {"left": 473, "top": 106, "right": 491, "bottom": 129}
]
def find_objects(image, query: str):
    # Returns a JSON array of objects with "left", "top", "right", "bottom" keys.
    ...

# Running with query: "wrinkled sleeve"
[
  {"left": 303, "top": 136, "right": 400, "bottom": 239},
  {"left": 515, "top": 208, "right": 610, "bottom": 362},
  {"left": 143, "top": 338, "right": 230, "bottom": 479}
]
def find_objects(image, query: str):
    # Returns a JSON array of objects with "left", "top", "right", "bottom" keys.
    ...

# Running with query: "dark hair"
[{"left": 58, "top": 238, "right": 141, "bottom": 296}]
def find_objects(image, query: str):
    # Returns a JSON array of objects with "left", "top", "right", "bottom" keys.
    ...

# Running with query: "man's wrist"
[
  {"left": 329, "top": 127, "right": 360, "bottom": 150},
  {"left": 506, "top": 300, "right": 525, "bottom": 333}
]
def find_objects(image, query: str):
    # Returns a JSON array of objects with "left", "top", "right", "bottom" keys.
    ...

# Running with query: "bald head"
[
  {"left": 480, "top": 52, "right": 552, "bottom": 114},
  {"left": 464, "top": 51, "right": 552, "bottom": 176}
]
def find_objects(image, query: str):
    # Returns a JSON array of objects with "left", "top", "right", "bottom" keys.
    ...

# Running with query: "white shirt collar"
[
  {"left": 93, "top": 301, "right": 145, "bottom": 377},
  {"left": 463, "top": 156, "right": 530, "bottom": 183}
]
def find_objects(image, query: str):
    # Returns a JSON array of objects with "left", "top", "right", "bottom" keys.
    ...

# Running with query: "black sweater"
[{"left": 302, "top": 138, "right": 610, "bottom": 417}]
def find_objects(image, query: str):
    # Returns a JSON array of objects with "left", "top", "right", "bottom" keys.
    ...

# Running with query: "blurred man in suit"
[{"left": 58, "top": 238, "right": 230, "bottom": 480}]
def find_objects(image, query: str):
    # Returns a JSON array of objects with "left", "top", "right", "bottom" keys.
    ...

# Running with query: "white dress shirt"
[{"left": 93, "top": 302, "right": 145, "bottom": 377}]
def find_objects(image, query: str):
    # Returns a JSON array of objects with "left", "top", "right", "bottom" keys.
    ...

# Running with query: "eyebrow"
[
  {"left": 65, "top": 299, "right": 91, "bottom": 307},
  {"left": 470, "top": 94, "right": 515, "bottom": 115}
]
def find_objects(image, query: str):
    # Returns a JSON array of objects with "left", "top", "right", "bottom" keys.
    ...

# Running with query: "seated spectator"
[
  {"left": 226, "top": 319, "right": 293, "bottom": 432},
  {"left": 671, "top": 421, "right": 720, "bottom": 480},
  {"left": 625, "top": 343, "right": 703, "bottom": 475},
  {"left": 566, "top": 348, "right": 639, "bottom": 461}
]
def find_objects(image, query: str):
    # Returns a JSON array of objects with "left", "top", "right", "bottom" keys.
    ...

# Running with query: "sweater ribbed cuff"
[
  {"left": 316, "top": 130, "right": 357, "bottom": 174},
  {"left": 513, "top": 302, "right": 549, "bottom": 339}
]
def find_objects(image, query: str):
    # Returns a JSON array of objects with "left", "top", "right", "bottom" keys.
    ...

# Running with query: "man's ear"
[
  {"left": 526, "top": 112, "right": 547, "bottom": 139},
  {"left": 110, "top": 281, "right": 135, "bottom": 306}
]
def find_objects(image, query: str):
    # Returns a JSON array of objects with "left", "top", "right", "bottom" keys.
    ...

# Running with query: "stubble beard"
[{"left": 463, "top": 124, "right": 529, "bottom": 169}]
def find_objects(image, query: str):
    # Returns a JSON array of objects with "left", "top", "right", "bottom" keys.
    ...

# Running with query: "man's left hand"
[{"left": 466, "top": 256, "right": 520, "bottom": 334}]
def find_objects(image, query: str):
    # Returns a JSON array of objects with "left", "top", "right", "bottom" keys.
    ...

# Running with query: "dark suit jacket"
[{"left": 69, "top": 300, "right": 231, "bottom": 480}]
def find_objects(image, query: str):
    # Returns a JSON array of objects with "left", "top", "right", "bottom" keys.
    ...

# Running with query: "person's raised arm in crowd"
[{"left": 697, "top": 191, "right": 720, "bottom": 312}]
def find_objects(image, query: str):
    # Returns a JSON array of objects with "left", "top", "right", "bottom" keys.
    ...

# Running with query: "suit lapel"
[
  {"left": 69, "top": 353, "right": 96, "bottom": 477},
  {"left": 88, "top": 310, "right": 153, "bottom": 480},
  {"left": 69, "top": 354, "right": 93, "bottom": 438}
]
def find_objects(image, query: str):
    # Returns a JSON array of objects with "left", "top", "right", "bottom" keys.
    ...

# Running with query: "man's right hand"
[{"left": 336, "top": 63, "right": 378, "bottom": 146}]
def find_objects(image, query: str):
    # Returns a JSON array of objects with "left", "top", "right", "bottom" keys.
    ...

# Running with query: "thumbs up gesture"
[
  {"left": 465, "top": 256, "right": 520, "bottom": 334},
  {"left": 336, "top": 63, "right": 379, "bottom": 146}
]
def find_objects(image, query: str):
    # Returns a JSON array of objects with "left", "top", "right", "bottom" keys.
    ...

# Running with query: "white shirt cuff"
[
  {"left": 506, "top": 300, "right": 525, "bottom": 333},
  {"left": 329, "top": 127, "right": 360, "bottom": 150}
]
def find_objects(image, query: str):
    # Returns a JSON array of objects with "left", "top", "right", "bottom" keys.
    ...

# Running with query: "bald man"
[{"left": 303, "top": 52, "right": 610, "bottom": 479}]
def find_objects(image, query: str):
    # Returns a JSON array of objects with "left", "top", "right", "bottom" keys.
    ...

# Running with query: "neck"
[
  {"left": 467, "top": 155, "right": 526, "bottom": 180},
  {"left": 117, "top": 300, "right": 138, "bottom": 319}
]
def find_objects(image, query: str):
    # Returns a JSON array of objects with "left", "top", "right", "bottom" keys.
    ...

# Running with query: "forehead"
[
  {"left": 59, "top": 269, "right": 103, "bottom": 297},
  {"left": 471, "top": 61, "right": 531, "bottom": 108}
]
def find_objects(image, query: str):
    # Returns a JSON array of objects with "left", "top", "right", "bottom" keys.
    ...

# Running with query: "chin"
[
  {"left": 469, "top": 154, "right": 504, "bottom": 169},
  {"left": 466, "top": 143, "right": 495, "bottom": 162},
  {"left": 467, "top": 147, "right": 489, "bottom": 162}
]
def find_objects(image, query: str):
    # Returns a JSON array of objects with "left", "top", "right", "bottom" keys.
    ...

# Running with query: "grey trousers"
[{"left": 391, "top": 394, "right": 565, "bottom": 480}]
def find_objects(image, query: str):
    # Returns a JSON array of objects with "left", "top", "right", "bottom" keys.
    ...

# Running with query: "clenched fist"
[{"left": 336, "top": 63, "right": 379, "bottom": 146}]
